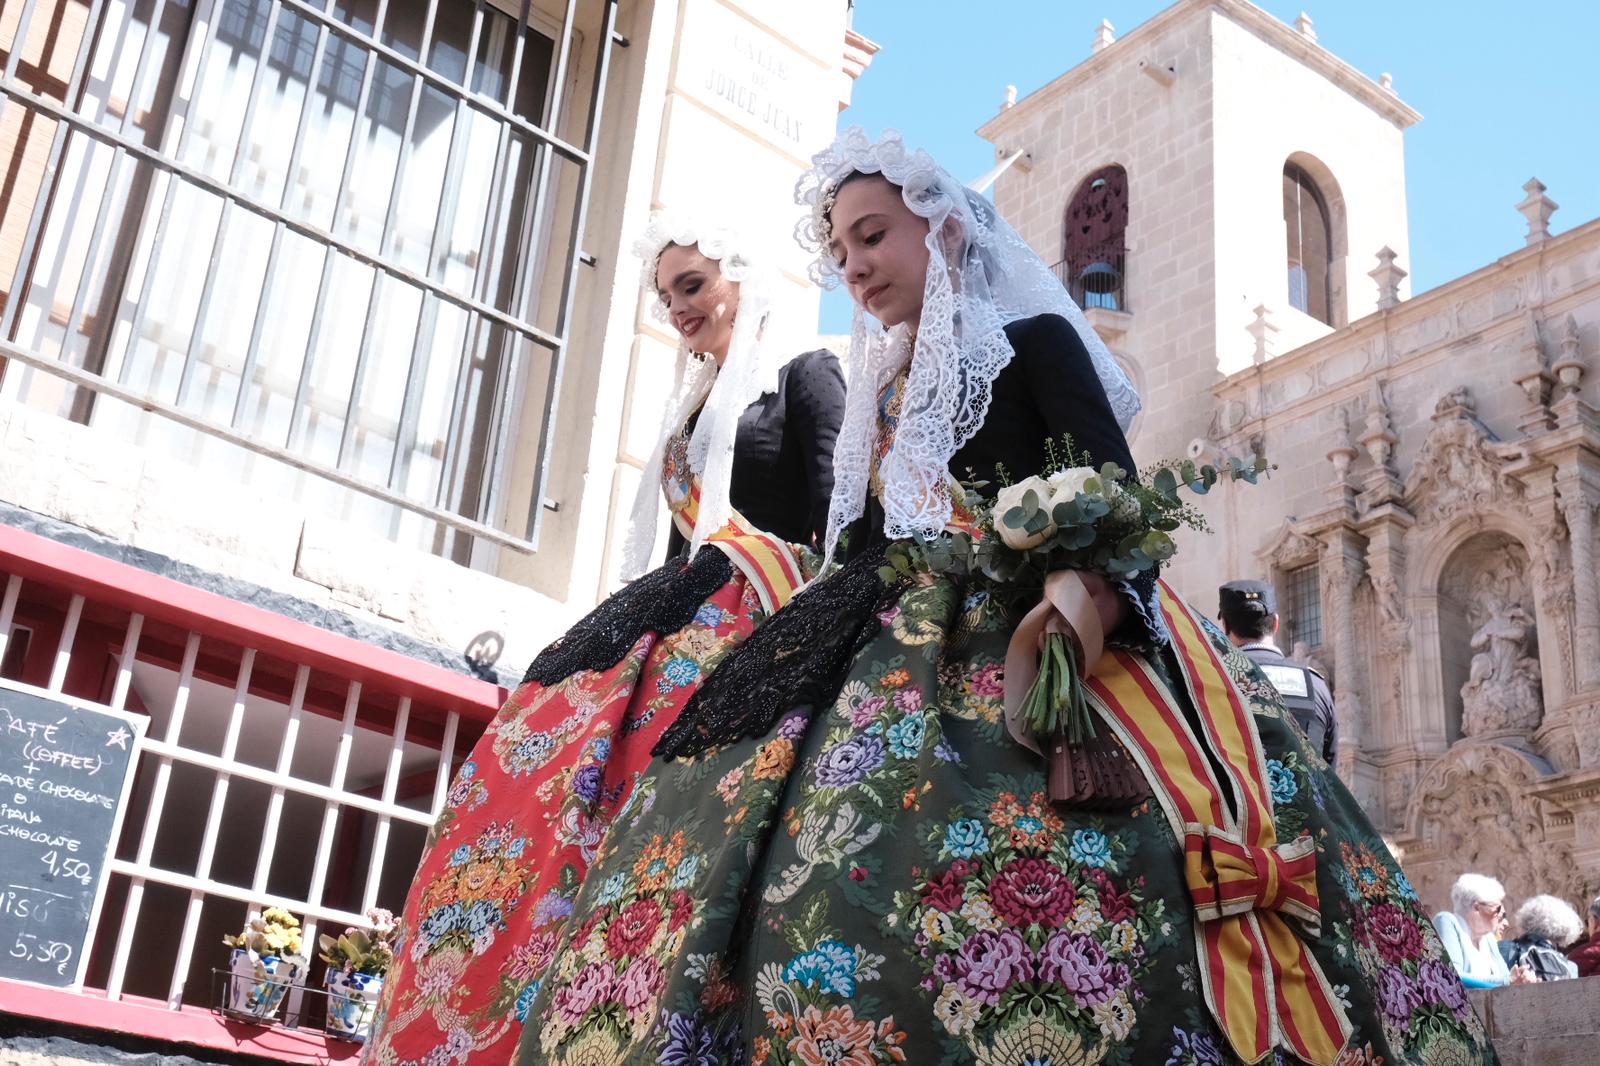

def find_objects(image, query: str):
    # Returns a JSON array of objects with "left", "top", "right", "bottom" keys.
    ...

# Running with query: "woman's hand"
[
  {"left": 1509, "top": 963, "right": 1538, "bottom": 984},
  {"left": 1034, "top": 570, "right": 1122, "bottom": 674}
]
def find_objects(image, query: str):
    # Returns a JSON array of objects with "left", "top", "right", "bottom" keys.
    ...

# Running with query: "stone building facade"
[{"left": 982, "top": 0, "right": 1600, "bottom": 916}]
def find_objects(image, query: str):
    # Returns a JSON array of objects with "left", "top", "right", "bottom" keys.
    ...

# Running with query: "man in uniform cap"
[{"left": 1218, "top": 579, "right": 1338, "bottom": 765}]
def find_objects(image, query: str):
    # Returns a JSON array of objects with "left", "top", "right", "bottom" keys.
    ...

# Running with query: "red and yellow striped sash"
[
  {"left": 1084, "top": 582, "right": 1351, "bottom": 1066},
  {"left": 671, "top": 480, "right": 804, "bottom": 615}
]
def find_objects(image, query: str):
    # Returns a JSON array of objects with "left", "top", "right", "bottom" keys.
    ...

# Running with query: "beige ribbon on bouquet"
[{"left": 1002, "top": 570, "right": 1105, "bottom": 755}]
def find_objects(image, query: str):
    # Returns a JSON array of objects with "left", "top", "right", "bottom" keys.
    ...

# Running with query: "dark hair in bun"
[
  {"left": 820, "top": 169, "right": 883, "bottom": 240},
  {"left": 1220, "top": 597, "right": 1273, "bottom": 640}
]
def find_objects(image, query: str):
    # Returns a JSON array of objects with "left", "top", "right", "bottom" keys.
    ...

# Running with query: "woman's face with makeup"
[
  {"left": 656, "top": 243, "right": 740, "bottom": 360},
  {"left": 827, "top": 174, "right": 930, "bottom": 328}
]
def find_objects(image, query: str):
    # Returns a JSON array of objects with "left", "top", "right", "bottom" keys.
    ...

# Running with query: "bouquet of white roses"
[{"left": 879, "top": 436, "right": 1268, "bottom": 801}]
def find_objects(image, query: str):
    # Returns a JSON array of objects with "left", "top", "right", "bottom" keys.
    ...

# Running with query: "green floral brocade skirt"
[{"left": 517, "top": 575, "right": 1498, "bottom": 1066}]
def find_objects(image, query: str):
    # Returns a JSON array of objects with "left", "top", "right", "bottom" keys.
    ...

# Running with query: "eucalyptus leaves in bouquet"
[
  {"left": 879, "top": 435, "right": 1270, "bottom": 590},
  {"left": 877, "top": 435, "right": 1270, "bottom": 802}
]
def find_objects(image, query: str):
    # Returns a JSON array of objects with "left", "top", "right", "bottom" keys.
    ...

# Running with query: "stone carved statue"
[
  {"left": 1369, "top": 572, "right": 1412, "bottom": 656},
  {"left": 1372, "top": 573, "right": 1405, "bottom": 628},
  {"left": 1403, "top": 388, "right": 1526, "bottom": 525},
  {"left": 1532, "top": 510, "right": 1575, "bottom": 620},
  {"left": 1460, "top": 565, "right": 1543, "bottom": 737},
  {"left": 1408, "top": 744, "right": 1579, "bottom": 915}
]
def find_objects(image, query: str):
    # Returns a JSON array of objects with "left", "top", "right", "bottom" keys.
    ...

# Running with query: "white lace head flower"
[
  {"left": 792, "top": 127, "right": 1141, "bottom": 570},
  {"left": 794, "top": 127, "right": 951, "bottom": 286},
  {"left": 633, "top": 208, "right": 759, "bottom": 322}
]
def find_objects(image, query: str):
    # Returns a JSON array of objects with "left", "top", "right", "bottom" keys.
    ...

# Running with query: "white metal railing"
[{"left": 0, "top": 563, "right": 492, "bottom": 1014}]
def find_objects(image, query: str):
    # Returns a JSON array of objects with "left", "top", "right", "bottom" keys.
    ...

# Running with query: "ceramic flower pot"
[
  {"left": 324, "top": 968, "right": 384, "bottom": 1040},
  {"left": 225, "top": 948, "right": 302, "bottom": 1022}
]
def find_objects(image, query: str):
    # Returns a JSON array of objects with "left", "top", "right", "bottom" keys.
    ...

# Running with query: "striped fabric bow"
[
  {"left": 1183, "top": 824, "right": 1321, "bottom": 932},
  {"left": 1085, "top": 584, "right": 1351, "bottom": 1066}
]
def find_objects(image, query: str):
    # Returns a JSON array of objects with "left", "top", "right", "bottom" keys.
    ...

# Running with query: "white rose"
[
  {"left": 1046, "top": 465, "right": 1100, "bottom": 503},
  {"left": 993, "top": 475, "right": 1056, "bottom": 549}
]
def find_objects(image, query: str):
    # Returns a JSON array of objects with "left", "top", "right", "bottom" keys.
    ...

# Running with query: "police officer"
[{"left": 1218, "top": 579, "right": 1338, "bottom": 764}]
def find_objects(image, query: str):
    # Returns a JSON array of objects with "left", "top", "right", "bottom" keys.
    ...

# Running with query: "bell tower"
[{"left": 979, "top": 0, "right": 1416, "bottom": 485}]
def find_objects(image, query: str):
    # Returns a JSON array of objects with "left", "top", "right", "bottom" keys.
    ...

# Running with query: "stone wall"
[
  {"left": 979, "top": 0, "right": 1420, "bottom": 605},
  {"left": 1209, "top": 7, "right": 1413, "bottom": 367},
  {"left": 1467, "top": 978, "right": 1600, "bottom": 1066},
  {"left": 980, "top": 1, "right": 1220, "bottom": 479},
  {"left": 1204, "top": 215, "right": 1600, "bottom": 905},
  {"left": 0, "top": 401, "right": 549, "bottom": 683}
]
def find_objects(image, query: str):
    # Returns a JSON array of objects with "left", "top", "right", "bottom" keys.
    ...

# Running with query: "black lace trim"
[
  {"left": 521, "top": 550, "right": 735, "bottom": 686},
  {"left": 653, "top": 543, "right": 892, "bottom": 759}
]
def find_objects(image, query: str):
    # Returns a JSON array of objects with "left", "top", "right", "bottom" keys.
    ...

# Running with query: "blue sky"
[{"left": 819, "top": 0, "right": 1599, "bottom": 331}]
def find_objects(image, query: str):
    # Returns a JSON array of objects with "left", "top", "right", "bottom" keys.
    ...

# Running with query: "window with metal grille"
[
  {"left": 1283, "top": 161, "right": 1332, "bottom": 326},
  {"left": 1056, "top": 164, "right": 1128, "bottom": 312},
  {"left": 0, "top": 526, "right": 498, "bottom": 1041},
  {"left": 1286, "top": 563, "right": 1322, "bottom": 649},
  {"left": 0, "top": 0, "right": 617, "bottom": 565}
]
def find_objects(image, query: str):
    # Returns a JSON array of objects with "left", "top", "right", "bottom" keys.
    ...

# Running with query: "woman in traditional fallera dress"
[
  {"left": 518, "top": 131, "right": 1497, "bottom": 1066},
  {"left": 366, "top": 213, "right": 846, "bottom": 1066}
]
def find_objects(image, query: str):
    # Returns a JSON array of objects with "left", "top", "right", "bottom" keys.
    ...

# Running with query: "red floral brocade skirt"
[{"left": 366, "top": 574, "right": 764, "bottom": 1066}]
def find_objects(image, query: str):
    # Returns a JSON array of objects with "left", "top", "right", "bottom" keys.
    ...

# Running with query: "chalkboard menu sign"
[{"left": 0, "top": 687, "right": 143, "bottom": 988}]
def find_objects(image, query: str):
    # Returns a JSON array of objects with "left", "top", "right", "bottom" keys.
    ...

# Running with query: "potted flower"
[
  {"left": 318, "top": 908, "right": 397, "bottom": 1041},
  {"left": 222, "top": 907, "right": 307, "bottom": 1022}
]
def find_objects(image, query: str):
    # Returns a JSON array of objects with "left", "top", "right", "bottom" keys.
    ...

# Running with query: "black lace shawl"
[
  {"left": 522, "top": 550, "right": 733, "bottom": 685},
  {"left": 652, "top": 543, "right": 891, "bottom": 759}
]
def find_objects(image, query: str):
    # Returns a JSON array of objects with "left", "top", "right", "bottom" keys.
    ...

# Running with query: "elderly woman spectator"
[
  {"left": 1494, "top": 894, "right": 1583, "bottom": 980},
  {"left": 1432, "top": 874, "right": 1534, "bottom": 986},
  {"left": 1565, "top": 895, "right": 1600, "bottom": 977}
]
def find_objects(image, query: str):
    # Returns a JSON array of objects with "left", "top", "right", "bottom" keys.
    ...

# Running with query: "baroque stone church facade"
[{"left": 982, "top": 0, "right": 1600, "bottom": 915}]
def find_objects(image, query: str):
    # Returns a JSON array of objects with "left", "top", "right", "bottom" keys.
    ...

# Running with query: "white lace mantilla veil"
[
  {"left": 794, "top": 127, "right": 1142, "bottom": 572},
  {"left": 618, "top": 210, "right": 786, "bottom": 579}
]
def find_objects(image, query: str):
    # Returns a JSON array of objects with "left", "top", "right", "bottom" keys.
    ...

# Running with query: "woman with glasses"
[{"left": 1432, "top": 873, "right": 1533, "bottom": 986}]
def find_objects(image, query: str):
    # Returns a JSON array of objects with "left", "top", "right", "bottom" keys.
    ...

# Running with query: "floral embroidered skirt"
[
  {"left": 366, "top": 575, "right": 766, "bottom": 1066},
  {"left": 518, "top": 575, "right": 1498, "bottom": 1066}
]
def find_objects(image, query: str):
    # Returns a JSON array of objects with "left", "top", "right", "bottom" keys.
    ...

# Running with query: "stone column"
[
  {"left": 1565, "top": 493, "right": 1600, "bottom": 689},
  {"left": 1321, "top": 529, "right": 1367, "bottom": 775},
  {"left": 1359, "top": 511, "right": 1414, "bottom": 828},
  {"left": 1359, "top": 510, "right": 1414, "bottom": 747}
]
